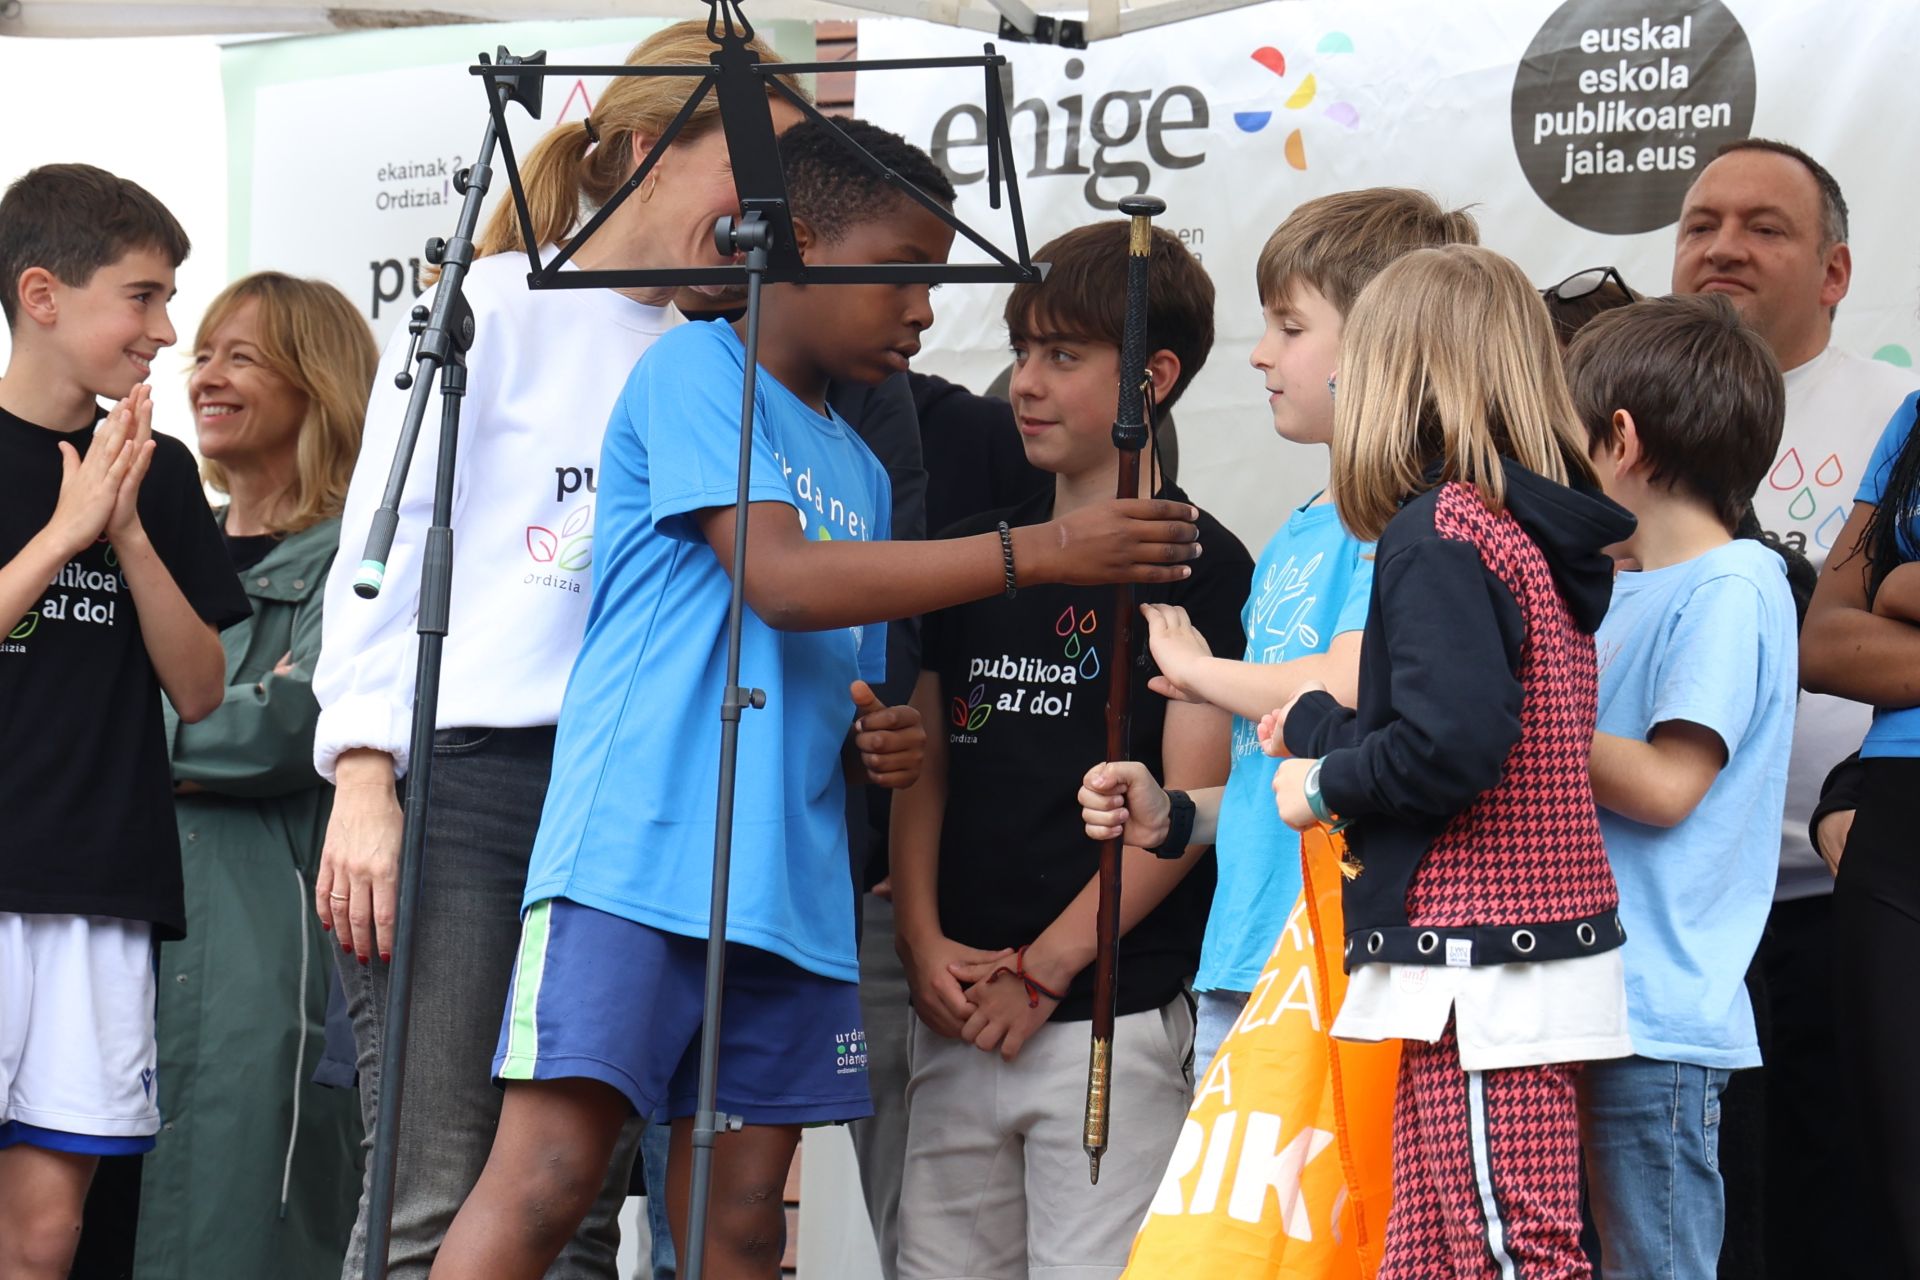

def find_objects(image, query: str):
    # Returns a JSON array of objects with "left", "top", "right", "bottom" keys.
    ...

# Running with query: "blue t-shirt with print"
[
  {"left": 1855, "top": 390, "right": 1920, "bottom": 757},
  {"left": 523, "top": 320, "right": 890, "bottom": 982},
  {"left": 1197, "top": 498, "right": 1373, "bottom": 994},
  {"left": 1594, "top": 539, "right": 1796, "bottom": 1068}
]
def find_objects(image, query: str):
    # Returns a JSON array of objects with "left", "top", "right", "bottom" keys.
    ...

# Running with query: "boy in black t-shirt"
[
  {"left": 0, "top": 164, "right": 249, "bottom": 1274},
  {"left": 890, "top": 222, "right": 1252, "bottom": 1279}
]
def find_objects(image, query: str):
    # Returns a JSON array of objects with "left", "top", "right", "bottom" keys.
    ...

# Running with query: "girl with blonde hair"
[
  {"left": 138, "top": 271, "right": 375, "bottom": 1280},
  {"left": 311, "top": 22, "right": 808, "bottom": 1278},
  {"left": 1261, "top": 244, "right": 1637, "bottom": 1278}
]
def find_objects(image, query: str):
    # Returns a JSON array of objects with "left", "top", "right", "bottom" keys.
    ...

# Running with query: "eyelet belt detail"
[{"left": 1343, "top": 909, "right": 1624, "bottom": 970}]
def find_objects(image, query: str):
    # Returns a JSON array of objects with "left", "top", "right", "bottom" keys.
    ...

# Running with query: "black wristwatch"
[{"left": 1149, "top": 789, "right": 1196, "bottom": 858}]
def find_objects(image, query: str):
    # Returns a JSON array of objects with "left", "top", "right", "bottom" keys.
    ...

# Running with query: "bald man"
[{"left": 1674, "top": 138, "right": 1919, "bottom": 1278}]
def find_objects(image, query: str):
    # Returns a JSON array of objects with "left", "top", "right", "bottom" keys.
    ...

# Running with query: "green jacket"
[{"left": 136, "top": 517, "right": 363, "bottom": 1280}]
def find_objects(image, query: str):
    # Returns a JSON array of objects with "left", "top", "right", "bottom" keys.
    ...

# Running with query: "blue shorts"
[{"left": 493, "top": 898, "right": 872, "bottom": 1126}]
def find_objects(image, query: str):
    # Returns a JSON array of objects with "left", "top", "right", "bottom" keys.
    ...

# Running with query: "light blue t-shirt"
[
  {"left": 1855, "top": 390, "right": 1920, "bottom": 757},
  {"left": 1196, "top": 498, "right": 1373, "bottom": 994},
  {"left": 523, "top": 320, "right": 890, "bottom": 982},
  {"left": 1594, "top": 539, "right": 1796, "bottom": 1068}
]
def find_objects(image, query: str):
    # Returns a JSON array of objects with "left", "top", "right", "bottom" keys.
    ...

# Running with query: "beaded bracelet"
[{"left": 997, "top": 520, "right": 1017, "bottom": 598}]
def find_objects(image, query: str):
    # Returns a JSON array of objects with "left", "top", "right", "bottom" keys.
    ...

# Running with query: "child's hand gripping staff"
[{"left": 1082, "top": 192, "right": 1167, "bottom": 1186}]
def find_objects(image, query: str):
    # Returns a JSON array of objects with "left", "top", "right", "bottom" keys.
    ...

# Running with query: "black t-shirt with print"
[
  {"left": 0, "top": 407, "right": 251, "bottom": 939},
  {"left": 923, "top": 484, "right": 1253, "bottom": 1022}
]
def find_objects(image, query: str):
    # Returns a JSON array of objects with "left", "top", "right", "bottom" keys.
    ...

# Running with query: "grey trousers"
[
  {"left": 849, "top": 893, "right": 913, "bottom": 1280},
  {"left": 335, "top": 726, "right": 642, "bottom": 1280}
]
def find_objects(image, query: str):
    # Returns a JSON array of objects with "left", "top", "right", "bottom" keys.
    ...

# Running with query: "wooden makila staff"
[{"left": 1084, "top": 193, "right": 1165, "bottom": 1185}]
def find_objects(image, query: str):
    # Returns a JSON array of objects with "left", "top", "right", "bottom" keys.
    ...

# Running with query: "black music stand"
[{"left": 350, "top": 5, "right": 1045, "bottom": 1276}]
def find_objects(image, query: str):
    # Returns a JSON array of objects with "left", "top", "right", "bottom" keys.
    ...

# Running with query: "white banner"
[{"left": 856, "top": 0, "right": 1920, "bottom": 548}]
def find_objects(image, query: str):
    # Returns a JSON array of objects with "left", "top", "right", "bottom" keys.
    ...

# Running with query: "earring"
[{"left": 639, "top": 174, "right": 658, "bottom": 204}]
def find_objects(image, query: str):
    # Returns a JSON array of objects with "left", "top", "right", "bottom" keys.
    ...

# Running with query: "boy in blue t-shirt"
[
  {"left": 1568, "top": 294, "right": 1798, "bottom": 1277},
  {"left": 431, "top": 120, "right": 1206, "bottom": 1280},
  {"left": 1080, "top": 188, "right": 1479, "bottom": 1075}
]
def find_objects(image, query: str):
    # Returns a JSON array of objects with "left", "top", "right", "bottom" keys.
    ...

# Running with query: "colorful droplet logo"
[
  {"left": 1233, "top": 32, "right": 1360, "bottom": 161},
  {"left": 1769, "top": 448, "right": 1803, "bottom": 491},
  {"left": 1815, "top": 507, "right": 1847, "bottom": 550},
  {"left": 1787, "top": 487, "right": 1816, "bottom": 521},
  {"left": 1814, "top": 453, "right": 1844, "bottom": 487}
]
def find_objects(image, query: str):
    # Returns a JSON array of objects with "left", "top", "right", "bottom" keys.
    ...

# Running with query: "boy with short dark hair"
[
  {"left": 1568, "top": 292, "right": 1798, "bottom": 1277},
  {"left": 431, "top": 120, "right": 1203, "bottom": 1280},
  {"left": 889, "top": 219, "right": 1253, "bottom": 1279},
  {"left": 0, "top": 163, "right": 248, "bottom": 1276}
]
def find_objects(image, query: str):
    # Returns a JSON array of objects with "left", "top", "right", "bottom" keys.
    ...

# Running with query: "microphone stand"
[
  {"left": 349, "top": 6, "right": 1043, "bottom": 1277},
  {"left": 347, "top": 49, "right": 545, "bottom": 1280}
]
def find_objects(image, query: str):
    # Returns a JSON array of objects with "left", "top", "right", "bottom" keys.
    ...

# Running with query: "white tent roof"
[{"left": 2, "top": 0, "right": 1261, "bottom": 43}]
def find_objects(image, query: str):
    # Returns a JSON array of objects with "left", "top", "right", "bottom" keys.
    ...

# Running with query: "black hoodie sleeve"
[
  {"left": 1291, "top": 534, "right": 1524, "bottom": 822},
  {"left": 1809, "top": 751, "right": 1866, "bottom": 852}
]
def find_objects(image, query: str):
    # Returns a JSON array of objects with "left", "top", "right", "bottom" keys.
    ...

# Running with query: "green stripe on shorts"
[{"left": 497, "top": 899, "right": 553, "bottom": 1080}]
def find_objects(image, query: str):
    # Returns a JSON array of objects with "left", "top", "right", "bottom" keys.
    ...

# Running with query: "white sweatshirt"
[
  {"left": 314, "top": 250, "right": 678, "bottom": 781},
  {"left": 1753, "top": 345, "right": 1920, "bottom": 899}
]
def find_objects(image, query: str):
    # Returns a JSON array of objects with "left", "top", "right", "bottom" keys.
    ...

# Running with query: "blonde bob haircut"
[
  {"left": 475, "top": 21, "right": 809, "bottom": 258},
  {"left": 195, "top": 272, "right": 377, "bottom": 536},
  {"left": 1330, "top": 244, "right": 1598, "bottom": 542}
]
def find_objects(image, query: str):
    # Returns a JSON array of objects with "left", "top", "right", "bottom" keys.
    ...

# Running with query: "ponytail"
[
  {"left": 476, "top": 120, "right": 597, "bottom": 258},
  {"left": 473, "top": 20, "right": 809, "bottom": 260}
]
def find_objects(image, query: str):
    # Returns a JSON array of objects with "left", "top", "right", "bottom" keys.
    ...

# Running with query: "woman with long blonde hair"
[
  {"left": 1262, "top": 245, "right": 1637, "bottom": 1278},
  {"left": 310, "top": 22, "right": 808, "bottom": 1279},
  {"left": 136, "top": 271, "right": 375, "bottom": 1279}
]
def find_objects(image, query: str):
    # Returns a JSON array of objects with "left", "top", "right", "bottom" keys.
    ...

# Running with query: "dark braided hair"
[
  {"left": 1855, "top": 398, "right": 1920, "bottom": 602},
  {"left": 780, "top": 116, "right": 955, "bottom": 246}
]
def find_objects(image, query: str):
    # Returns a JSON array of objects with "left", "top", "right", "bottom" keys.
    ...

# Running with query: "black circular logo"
[{"left": 1511, "top": 0, "right": 1756, "bottom": 235}]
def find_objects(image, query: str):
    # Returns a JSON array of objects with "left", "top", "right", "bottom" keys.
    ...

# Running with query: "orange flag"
[{"left": 1122, "top": 827, "right": 1397, "bottom": 1279}]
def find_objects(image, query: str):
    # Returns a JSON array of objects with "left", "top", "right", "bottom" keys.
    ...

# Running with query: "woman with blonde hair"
[
  {"left": 135, "top": 271, "right": 376, "bottom": 1279},
  {"left": 311, "top": 21, "right": 808, "bottom": 1278},
  {"left": 1259, "top": 244, "right": 1637, "bottom": 1277}
]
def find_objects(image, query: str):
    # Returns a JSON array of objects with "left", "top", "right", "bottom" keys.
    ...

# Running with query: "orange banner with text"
[{"left": 1122, "top": 827, "right": 1396, "bottom": 1280}]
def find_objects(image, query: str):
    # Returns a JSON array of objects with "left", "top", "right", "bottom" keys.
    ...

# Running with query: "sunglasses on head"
[{"left": 1542, "top": 266, "right": 1632, "bottom": 304}]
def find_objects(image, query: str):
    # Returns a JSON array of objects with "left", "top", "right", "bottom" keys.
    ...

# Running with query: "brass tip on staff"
[
  {"left": 1118, "top": 194, "right": 1165, "bottom": 255},
  {"left": 1084, "top": 1034, "right": 1112, "bottom": 1185}
]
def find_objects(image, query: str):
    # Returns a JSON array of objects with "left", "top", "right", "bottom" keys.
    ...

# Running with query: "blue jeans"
[
  {"left": 1578, "top": 1055, "right": 1729, "bottom": 1280},
  {"left": 1193, "top": 988, "right": 1249, "bottom": 1084},
  {"left": 336, "top": 727, "right": 642, "bottom": 1280},
  {"left": 641, "top": 1118, "right": 676, "bottom": 1280}
]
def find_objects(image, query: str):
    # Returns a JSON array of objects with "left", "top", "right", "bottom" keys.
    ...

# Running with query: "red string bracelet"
[{"left": 987, "top": 944, "right": 1066, "bottom": 1009}]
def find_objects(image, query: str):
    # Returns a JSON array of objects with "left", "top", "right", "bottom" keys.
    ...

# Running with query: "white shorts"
[
  {"left": 1332, "top": 948, "right": 1633, "bottom": 1072},
  {"left": 0, "top": 912, "right": 160, "bottom": 1154}
]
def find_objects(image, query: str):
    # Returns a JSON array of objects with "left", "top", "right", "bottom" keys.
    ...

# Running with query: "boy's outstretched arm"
[
  {"left": 1144, "top": 601, "right": 1363, "bottom": 719},
  {"left": 953, "top": 699, "right": 1231, "bottom": 1062},
  {"left": 695, "top": 498, "right": 1200, "bottom": 632},
  {"left": 106, "top": 391, "right": 226, "bottom": 722},
  {"left": 1589, "top": 722, "right": 1727, "bottom": 828}
]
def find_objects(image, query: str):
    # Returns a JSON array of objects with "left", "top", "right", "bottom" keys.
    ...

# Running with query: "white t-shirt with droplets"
[{"left": 1749, "top": 345, "right": 1920, "bottom": 900}]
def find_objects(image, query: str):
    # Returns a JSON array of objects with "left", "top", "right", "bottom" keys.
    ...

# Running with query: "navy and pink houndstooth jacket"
[{"left": 1286, "top": 458, "right": 1638, "bottom": 971}]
